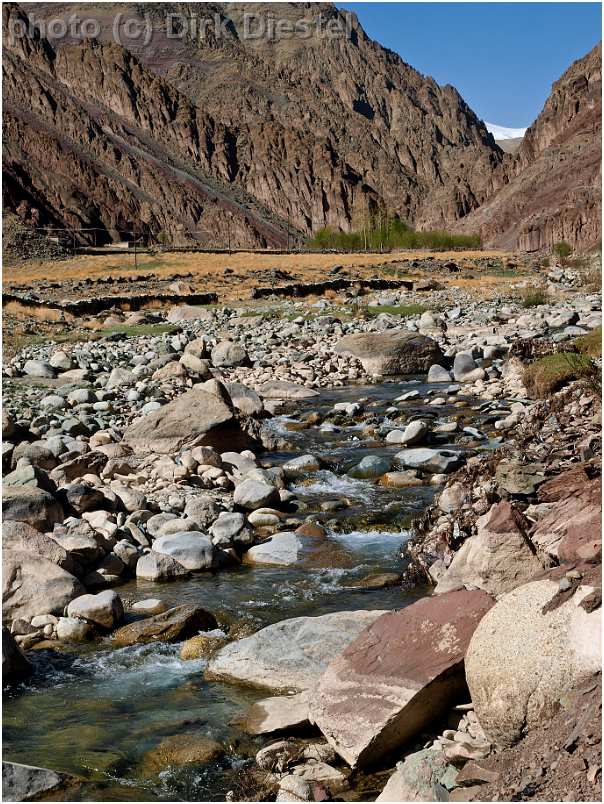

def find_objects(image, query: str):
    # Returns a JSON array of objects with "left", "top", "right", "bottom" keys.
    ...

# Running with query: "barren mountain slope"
[
  {"left": 4, "top": 2, "right": 504, "bottom": 245},
  {"left": 2, "top": 3, "right": 296, "bottom": 247},
  {"left": 456, "top": 43, "right": 601, "bottom": 252}
]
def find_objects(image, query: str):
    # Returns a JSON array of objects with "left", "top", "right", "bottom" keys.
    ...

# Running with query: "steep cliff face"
[
  {"left": 3, "top": 4, "right": 294, "bottom": 247},
  {"left": 456, "top": 44, "right": 601, "bottom": 252},
  {"left": 4, "top": 2, "right": 504, "bottom": 246}
]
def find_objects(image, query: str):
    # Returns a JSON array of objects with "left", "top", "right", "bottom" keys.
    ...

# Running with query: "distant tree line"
[{"left": 307, "top": 217, "right": 482, "bottom": 251}]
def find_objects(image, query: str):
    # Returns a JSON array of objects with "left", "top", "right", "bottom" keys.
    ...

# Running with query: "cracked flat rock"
[
  {"left": 309, "top": 590, "right": 494, "bottom": 768},
  {"left": 205, "top": 610, "right": 386, "bottom": 693}
]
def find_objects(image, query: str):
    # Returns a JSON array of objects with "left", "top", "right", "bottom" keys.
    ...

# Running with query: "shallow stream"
[{"left": 3, "top": 378, "right": 503, "bottom": 800}]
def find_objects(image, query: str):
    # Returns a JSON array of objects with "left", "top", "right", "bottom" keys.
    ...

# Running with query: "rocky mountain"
[
  {"left": 3, "top": 2, "right": 503, "bottom": 247},
  {"left": 2, "top": 4, "right": 601, "bottom": 251},
  {"left": 455, "top": 43, "right": 601, "bottom": 252}
]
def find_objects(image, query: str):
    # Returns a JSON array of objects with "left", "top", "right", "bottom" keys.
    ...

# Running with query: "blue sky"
[{"left": 340, "top": 3, "right": 601, "bottom": 126}]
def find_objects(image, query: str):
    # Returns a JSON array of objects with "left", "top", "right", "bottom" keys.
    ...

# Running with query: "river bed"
[{"left": 3, "top": 378, "right": 503, "bottom": 801}]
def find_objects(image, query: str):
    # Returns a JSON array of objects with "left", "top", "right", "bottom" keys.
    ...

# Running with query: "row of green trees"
[{"left": 307, "top": 218, "right": 481, "bottom": 251}]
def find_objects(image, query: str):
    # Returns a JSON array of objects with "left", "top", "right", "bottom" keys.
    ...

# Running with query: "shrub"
[
  {"left": 553, "top": 241, "right": 572, "bottom": 259},
  {"left": 366, "top": 303, "right": 427, "bottom": 317},
  {"left": 573, "top": 326, "right": 602, "bottom": 358},
  {"left": 521, "top": 288, "right": 549, "bottom": 308},
  {"left": 523, "top": 352, "right": 598, "bottom": 397}
]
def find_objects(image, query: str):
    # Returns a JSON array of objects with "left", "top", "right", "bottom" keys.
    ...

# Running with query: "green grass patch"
[
  {"left": 573, "top": 327, "right": 602, "bottom": 358},
  {"left": 104, "top": 324, "right": 178, "bottom": 337},
  {"left": 11, "top": 330, "right": 102, "bottom": 351},
  {"left": 523, "top": 352, "right": 598, "bottom": 397},
  {"left": 553, "top": 241, "right": 572, "bottom": 259},
  {"left": 366, "top": 303, "right": 427, "bottom": 317},
  {"left": 307, "top": 218, "right": 481, "bottom": 251},
  {"left": 520, "top": 288, "right": 550, "bottom": 308},
  {"left": 483, "top": 265, "right": 524, "bottom": 278}
]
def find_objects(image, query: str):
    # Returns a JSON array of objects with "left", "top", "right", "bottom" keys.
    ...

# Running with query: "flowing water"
[{"left": 3, "top": 379, "right": 503, "bottom": 800}]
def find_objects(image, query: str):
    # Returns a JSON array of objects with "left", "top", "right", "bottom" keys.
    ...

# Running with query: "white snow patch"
[{"left": 485, "top": 122, "right": 527, "bottom": 140}]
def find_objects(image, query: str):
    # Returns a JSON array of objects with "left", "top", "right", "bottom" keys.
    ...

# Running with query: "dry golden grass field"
[{"left": 4, "top": 248, "right": 509, "bottom": 301}]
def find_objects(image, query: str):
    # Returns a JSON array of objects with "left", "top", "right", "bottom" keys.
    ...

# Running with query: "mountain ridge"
[
  {"left": 3, "top": 3, "right": 601, "bottom": 252},
  {"left": 3, "top": 2, "right": 504, "bottom": 246},
  {"left": 455, "top": 42, "right": 601, "bottom": 252}
]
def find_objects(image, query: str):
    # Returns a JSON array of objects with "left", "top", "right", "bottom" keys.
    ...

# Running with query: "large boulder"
[
  {"left": 2, "top": 486, "right": 63, "bottom": 531},
  {"left": 309, "top": 590, "right": 494, "bottom": 768},
  {"left": 152, "top": 532, "right": 215, "bottom": 571},
  {"left": 205, "top": 610, "right": 386, "bottom": 693},
  {"left": 243, "top": 532, "right": 304, "bottom": 566},
  {"left": 2, "top": 762, "right": 80, "bottom": 802},
  {"left": 112, "top": 604, "right": 217, "bottom": 647},
  {"left": 122, "top": 388, "right": 252, "bottom": 455},
  {"left": 334, "top": 331, "right": 443, "bottom": 376},
  {"left": 135, "top": 551, "right": 190, "bottom": 581},
  {"left": 2, "top": 521, "right": 76, "bottom": 574},
  {"left": 465, "top": 578, "right": 601, "bottom": 746},
  {"left": 434, "top": 502, "right": 545, "bottom": 596},
  {"left": 2, "top": 550, "right": 84, "bottom": 624},
  {"left": 66, "top": 590, "right": 124, "bottom": 630},
  {"left": 2, "top": 627, "right": 32, "bottom": 683}
]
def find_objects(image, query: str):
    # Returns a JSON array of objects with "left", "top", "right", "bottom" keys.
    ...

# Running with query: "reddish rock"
[
  {"left": 296, "top": 523, "right": 327, "bottom": 539},
  {"left": 309, "top": 590, "right": 494, "bottom": 769},
  {"left": 531, "top": 477, "right": 601, "bottom": 562},
  {"left": 537, "top": 466, "right": 591, "bottom": 502},
  {"left": 558, "top": 527, "right": 602, "bottom": 565}
]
